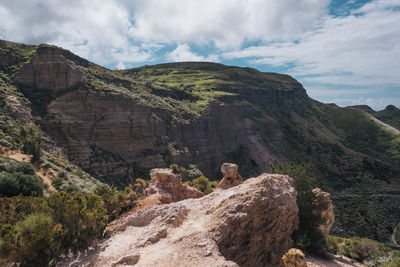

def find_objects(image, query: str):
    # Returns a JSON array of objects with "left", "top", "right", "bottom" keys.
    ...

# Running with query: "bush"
[
  {"left": 95, "top": 185, "right": 137, "bottom": 221},
  {"left": 47, "top": 192, "right": 108, "bottom": 249},
  {"left": 186, "top": 176, "right": 217, "bottom": 195},
  {"left": 0, "top": 157, "right": 44, "bottom": 197},
  {"left": 20, "top": 127, "right": 42, "bottom": 162},
  {"left": 0, "top": 186, "right": 139, "bottom": 265},
  {"left": 170, "top": 164, "right": 179, "bottom": 173},
  {"left": 12, "top": 213, "right": 65, "bottom": 266},
  {"left": 328, "top": 236, "right": 392, "bottom": 264}
]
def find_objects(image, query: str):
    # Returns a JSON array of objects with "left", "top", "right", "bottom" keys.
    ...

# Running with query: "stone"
[
  {"left": 144, "top": 168, "right": 203, "bottom": 204},
  {"left": 312, "top": 188, "right": 335, "bottom": 237},
  {"left": 217, "top": 163, "right": 243, "bottom": 189},
  {"left": 61, "top": 173, "right": 299, "bottom": 266},
  {"left": 15, "top": 45, "right": 87, "bottom": 92},
  {"left": 282, "top": 248, "right": 308, "bottom": 267}
]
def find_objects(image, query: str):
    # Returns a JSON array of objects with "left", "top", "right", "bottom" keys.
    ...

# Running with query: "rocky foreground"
[{"left": 61, "top": 172, "right": 298, "bottom": 266}]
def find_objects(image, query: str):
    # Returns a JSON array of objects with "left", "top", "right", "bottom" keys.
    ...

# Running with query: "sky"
[{"left": 0, "top": 0, "right": 399, "bottom": 110}]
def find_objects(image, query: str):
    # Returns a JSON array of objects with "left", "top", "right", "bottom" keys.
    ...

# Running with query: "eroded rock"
[
  {"left": 61, "top": 173, "right": 298, "bottom": 267},
  {"left": 312, "top": 188, "right": 335, "bottom": 237},
  {"left": 217, "top": 163, "right": 243, "bottom": 189},
  {"left": 15, "top": 44, "right": 87, "bottom": 91},
  {"left": 283, "top": 248, "right": 308, "bottom": 267},
  {"left": 144, "top": 168, "right": 204, "bottom": 203}
]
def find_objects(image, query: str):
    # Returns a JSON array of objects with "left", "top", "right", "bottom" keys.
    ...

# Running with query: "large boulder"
[
  {"left": 217, "top": 163, "right": 243, "bottom": 189},
  {"left": 144, "top": 168, "right": 204, "bottom": 203},
  {"left": 312, "top": 188, "right": 335, "bottom": 237},
  {"left": 62, "top": 173, "right": 299, "bottom": 266}
]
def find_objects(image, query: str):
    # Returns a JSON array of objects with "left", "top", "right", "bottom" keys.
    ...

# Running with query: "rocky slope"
[
  {"left": 1, "top": 39, "right": 400, "bottom": 242},
  {"left": 61, "top": 173, "right": 298, "bottom": 267}
]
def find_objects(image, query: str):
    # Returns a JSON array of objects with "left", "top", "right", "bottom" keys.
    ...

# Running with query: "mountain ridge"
[{"left": 1, "top": 39, "right": 400, "bottom": 243}]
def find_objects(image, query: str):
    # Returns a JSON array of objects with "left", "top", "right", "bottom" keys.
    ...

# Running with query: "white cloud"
[
  {"left": 0, "top": 0, "right": 330, "bottom": 64},
  {"left": 115, "top": 61, "right": 126, "bottom": 70},
  {"left": 0, "top": 0, "right": 399, "bottom": 110},
  {"left": 0, "top": 0, "right": 154, "bottom": 65},
  {"left": 128, "top": 0, "right": 330, "bottom": 49},
  {"left": 223, "top": 0, "right": 400, "bottom": 88},
  {"left": 166, "top": 44, "right": 219, "bottom": 62}
]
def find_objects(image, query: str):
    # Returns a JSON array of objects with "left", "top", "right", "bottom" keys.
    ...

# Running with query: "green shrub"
[
  {"left": 186, "top": 176, "right": 217, "bottom": 195},
  {"left": 19, "top": 127, "right": 42, "bottom": 162},
  {"left": 52, "top": 177, "right": 63, "bottom": 190},
  {"left": 0, "top": 157, "right": 44, "bottom": 197},
  {"left": 170, "top": 164, "right": 179, "bottom": 173},
  {"left": 47, "top": 192, "right": 108, "bottom": 249},
  {"left": 133, "top": 178, "right": 148, "bottom": 195},
  {"left": 95, "top": 185, "right": 137, "bottom": 221},
  {"left": 328, "top": 235, "right": 392, "bottom": 264},
  {"left": 0, "top": 186, "right": 138, "bottom": 265},
  {"left": 269, "top": 163, "right": 326, "bottom": 253},
  {"left": 13, "top": 213, "right": 65, "bottom": 265}
]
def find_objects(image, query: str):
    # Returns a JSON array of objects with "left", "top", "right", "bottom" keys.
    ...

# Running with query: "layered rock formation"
[
  {"left": 41, "top": 87, "right": 276, "bottom": 185},
  {"left": 7, "top": 40, "right": 400, "bottom": 242},
  {"left": 312, "top": 188, "right": 335, "bottom": 237},
  {"left": 15, "top": 44, "right": 87, "bottom": 92},
  {"left": 62, "top": 173, "right": 298, "bottom": 267},
  {"left": 217, "top": 163, "right": 243, "bottom": 189}
]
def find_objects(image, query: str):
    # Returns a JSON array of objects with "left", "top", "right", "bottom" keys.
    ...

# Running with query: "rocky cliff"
[
  {"left": 20, "top": 45, "right": 305, "bottom": 185},
  {"left": 61, "top": 173, "right": 298, "bottom": 267},
  {"left": 2, "top": 39, "right": 400, "bottom": 242},
  {"left": 15, "top": 45, "right": 87, "bottom": 92}
]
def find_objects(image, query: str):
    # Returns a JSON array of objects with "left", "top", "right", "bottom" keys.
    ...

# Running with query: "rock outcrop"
[
  {"left": 217, "top": 163, "right": 243, "bottom": 189},
  {"left": 15, "top": 44, "right": 87, "bottom": 91},
  {"left": 62, "top": 173, "right": 298, "bottom": 266},
  {"left": 312, "top": 188, "right": 335, "bottom": 237},
  {"left": 282, "top": 248, "right": 307, "bottom": 267},
  {"left": 144, "top": 168, "right": 204, "bottom": 204}
]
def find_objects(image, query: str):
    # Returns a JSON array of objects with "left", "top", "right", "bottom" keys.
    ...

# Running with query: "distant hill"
[
  {"left": 1, "top": 39, "right": 400, "bottom": 242},
  {"left": 349, "top": 104, "right": 400, "bottom": 130}
]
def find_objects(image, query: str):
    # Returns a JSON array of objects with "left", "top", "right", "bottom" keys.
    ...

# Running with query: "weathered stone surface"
[
  {"left": 42, "top": 89, "right": 276, "bottom": 184},
  {"left": 283, "top": 248, "right": 308, "bottom": 267},
  {"left": 14, "top": 45, "right": 87, "bottom": 91},
  {"left": 144, "top": 168, "right": 203, "bottom": 204},
  {"left": 61, "top": 173, "right": 298, "bottom": 267},
  {"left": 312, "top": 188, "right": 335, "bottom": 237},
  {"left": 217, "top": 163, "right": 243, "bottom": 189}
]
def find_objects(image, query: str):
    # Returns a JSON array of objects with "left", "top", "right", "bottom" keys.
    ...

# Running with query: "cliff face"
[
  {"left": 43, "top": 89, "right": 253, "bottom": 183},
  {"left": 61, "top": 173, "right": 298, "bottom": 267},
  {"left": 35, "top": 47, "right": 296, "bottom": 184},
  {"left": 5, "top": 41, "right": 400, "bottom": 242},
  {"left": 15, "top": 45, "right": 87, "bottom": 92}
]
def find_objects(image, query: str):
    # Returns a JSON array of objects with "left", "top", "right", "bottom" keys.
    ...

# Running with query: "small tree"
[
  {"left": 20, "top": 127, "right": 42, "bottom": 162},
  {"left": 269, "top": 163, "right": 326, "bottom": 253}
]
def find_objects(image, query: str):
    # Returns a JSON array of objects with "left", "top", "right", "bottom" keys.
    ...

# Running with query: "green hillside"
[{"left": 0, "top": 39, "right": 400, "bottom": 244}]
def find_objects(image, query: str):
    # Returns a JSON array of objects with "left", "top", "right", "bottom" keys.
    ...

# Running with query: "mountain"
[
  {"left": 1, "top": 39, "right": 400, "bottom": 243},
  {"left": 349, "top": 104, "right": 400, "bottom": 131}
]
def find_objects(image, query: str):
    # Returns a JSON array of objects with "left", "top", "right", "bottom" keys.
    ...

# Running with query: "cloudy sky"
[{"left": 0, "top": 0, "right": 399, "bottom": 110}]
